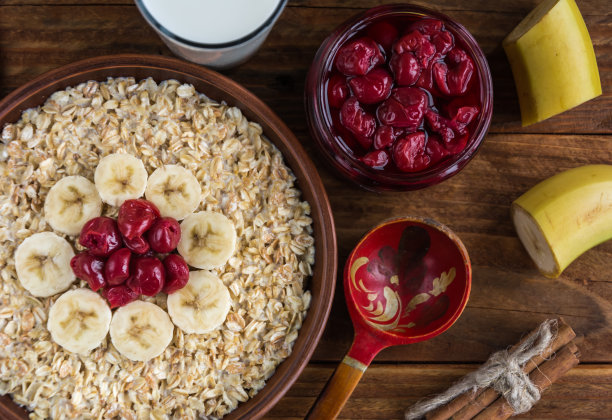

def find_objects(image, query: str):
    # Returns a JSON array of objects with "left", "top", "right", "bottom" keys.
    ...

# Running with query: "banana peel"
[
  {"left": 512, "top": 165, "right": 612, "bottom": 277},
  {"left": 503, "top": 0, "right": 601, "bottom": 126}
]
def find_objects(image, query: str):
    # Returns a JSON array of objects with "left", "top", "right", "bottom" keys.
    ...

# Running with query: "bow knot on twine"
[{"left": 405, "top": 319, "right": 557, "bottom": 420}]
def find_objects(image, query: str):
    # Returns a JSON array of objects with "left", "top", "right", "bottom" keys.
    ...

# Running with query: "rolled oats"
[{"left": 0, "top": 77, "right": 314, "bottom": 419}]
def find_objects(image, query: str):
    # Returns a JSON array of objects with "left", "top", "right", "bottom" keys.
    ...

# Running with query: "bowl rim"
[
  {"left": 0, "top": 53, "right": 338, "bottom": 420},
  {"left": 305, "top": 3, "right": 494, "bottom": 191}
]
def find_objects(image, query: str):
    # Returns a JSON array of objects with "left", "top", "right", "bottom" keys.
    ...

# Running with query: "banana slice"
[
  {"left": 47, "top": 288, "right": 111, "bottom": 354},
  {"left": 177, "top": 211, "right": 237, "bottom": 269},
  {"left": 15, "top": 232, "right": 76, "bottom": 297},
  {"left": 44, "top": 175, "right": 102, "bottom": 235},
  {"left": 167, "top": 270, "right": 231, "bottom": 334},
  {"left": 94, "top": 153, "right": 148, "bottom": 206},
  {"left": 145, "top": 164, "right": 202, "bottom": 220},
  {"left": 109, "top": 300, "right": 174, "bottom": 362}
]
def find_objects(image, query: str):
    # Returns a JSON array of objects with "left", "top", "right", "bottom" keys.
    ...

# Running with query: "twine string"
[{"left": 404, "top": 319, "right": 558, "bottom": 420}]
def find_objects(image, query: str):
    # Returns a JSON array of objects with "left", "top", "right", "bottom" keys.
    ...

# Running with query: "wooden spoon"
[{"left": 307, "top": 216, "right": 471, "bottom": 419}]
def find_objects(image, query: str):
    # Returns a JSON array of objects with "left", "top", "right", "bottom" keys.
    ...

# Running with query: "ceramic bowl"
[{"left": 0, "top": 54, "right": 337, "bottom": 420}]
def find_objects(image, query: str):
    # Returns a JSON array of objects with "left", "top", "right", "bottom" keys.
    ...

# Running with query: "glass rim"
[{"left": 134, "top": 0, "right": 288, "bottom": 50}]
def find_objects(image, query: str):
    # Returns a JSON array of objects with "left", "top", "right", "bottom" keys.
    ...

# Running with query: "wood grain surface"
[{"left": 1, "top": 0, "right": 611, "bottom": 418}]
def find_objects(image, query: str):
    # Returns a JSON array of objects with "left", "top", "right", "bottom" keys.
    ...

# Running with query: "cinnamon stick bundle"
[
  {"left": 473, "top": 342, "right": 580, "bottom": 420},
  {"left": 423, "top": 318, "right": 579, "bottom": 420}
]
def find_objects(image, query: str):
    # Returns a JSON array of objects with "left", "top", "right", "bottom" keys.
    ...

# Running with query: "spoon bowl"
[{"left": 308, "top": 216, "right": 471, "bottom": 419}]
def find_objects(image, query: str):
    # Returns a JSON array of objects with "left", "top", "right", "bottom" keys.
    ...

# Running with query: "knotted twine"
[{"left": 404, "top": 319, "right": 558, "bottom": 420}]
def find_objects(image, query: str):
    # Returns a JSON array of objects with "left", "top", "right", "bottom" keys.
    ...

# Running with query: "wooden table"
[{"left": 1, "top": 0, "right": 611, "bottom": 418}]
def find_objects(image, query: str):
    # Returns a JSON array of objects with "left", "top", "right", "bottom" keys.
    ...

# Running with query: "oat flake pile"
[{"left": 0, "top": 77, "right": 315, "bottom": 419}]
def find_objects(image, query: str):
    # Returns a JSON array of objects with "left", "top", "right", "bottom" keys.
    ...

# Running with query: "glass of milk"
[{"left": 135, "top": 0, "right": 287, "bottom": 69}]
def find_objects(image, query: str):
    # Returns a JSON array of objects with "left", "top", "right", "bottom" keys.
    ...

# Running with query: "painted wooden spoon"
[{"left": 307, "top": 216, "right": 471, "bottom": 419}]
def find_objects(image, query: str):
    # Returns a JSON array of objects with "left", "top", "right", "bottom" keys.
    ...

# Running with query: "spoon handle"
[{"left": 306, "top": 355, "right": 367, "bottom": 420}]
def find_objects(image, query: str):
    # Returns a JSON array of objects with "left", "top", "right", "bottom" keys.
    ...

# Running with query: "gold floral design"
[{"left": 350, "top": 257, "right": 456, "bottom": 333}]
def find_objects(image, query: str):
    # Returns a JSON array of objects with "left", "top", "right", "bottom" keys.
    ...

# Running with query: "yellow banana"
[
  {"left": 512, "top": 165, "right": 612, "bottom": 277},
  {"left": 503, "top": 0, "right": 601, "bottom": 126}
]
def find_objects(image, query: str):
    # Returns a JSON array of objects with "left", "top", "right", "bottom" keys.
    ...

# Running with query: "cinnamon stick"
[
  {"left": 448, "top": 321, "right": 576, "bottom": 420},
  {"left": 426, "top": 318, "right": 575, "bottom": 420},
  {"left": 473, "top": 341, "right": 580, "bottom": 420}
]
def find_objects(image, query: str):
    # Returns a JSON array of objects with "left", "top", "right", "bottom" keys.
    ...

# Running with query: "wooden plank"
[
  {"left": 0, "top": 5, "right": 610, "bottom": 134},
  {"left": 0, "top": 0, "right": 609, "bottom": 16},
  {"left": 264, "top": 364, "right": 612, "bottom": 419},
  {"left": 3, "top": 364, "right": 610, "bottom": 419}
]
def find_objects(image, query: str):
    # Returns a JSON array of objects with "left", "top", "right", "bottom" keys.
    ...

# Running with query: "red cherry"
[
  {"left": 70, "top": 252, "right": 106, "bottom": 291},
  {"left": 392, "top": 132, "right": 431, "bottom": 172},
  {"left": 452, "top": 106, "right": 480, "bottom": 131},
  {"left": 445, "top": 96, "right": 479, "bottom": 120},
  {"left": 103, "top": 285, "right": 139, "bottom": 308},
  {"left": 445, "top": 133, "right": 469, "bottom": 154},
  {"left": 424, "top": 109, "right": 473, "bottom": 156},
  {"left": 331, "top": 111, "right": 367, "bottom": 153},
  {"left": 348, "top": 68, "right": 393, "bottom": 104},
  {"left": 426, "top": 134, "right": 452, "bottom": 165},
  {"left": 394, "top": 30, "right": 436, "bottom": 67},
  {"left": 117, "top": 199, "right": 160, "bottom": 240},
  {"left": 340, "top": 98, "right": 376, "bottom": 149},
  {"left": 360, "top": 149, "right": 389, "bottom": 169},
  {"left": 431, "top": 30, "right": 454, "bottom": 56},
  {"left": 327, "top": 74, "right": 350, "bottom": 108},
  {"left": 162, "top": 254, "right": 190, "bottom": 294},
  {"left": 335, "top": 37, "right": 384, "bottom": 76},
  {"left": 376, "top": 87, "right": 428, "bottom": 131},
  {"left": 126, "top": 256, "right": 165, "bottom": 296},
  {"left": 407, "top": 18, "right": 444, "bottom": 36},
  {"left": 433, "top": 48, "right": 474, "bottom": 96},
  {"left": 373, "top": 125, "right": 396, "bottom": 150},
  {"left": 78, "top": 217, "right": 122, "bottom": 257},
  {"left": 366, "top": 21, "right": 399, "bottom": 53},
  {"left": 416, "top": 61, "right": 435, "bottom": 91},
  {"left": 425, "top": 109, "right": 456, "bottom": 143},
  {"left": 146, "top": 217, "right": 181, "bottom": 254},
  {"left": 122, "top": 234, "right": 150, "bottom": 255},
  {"left": 104, "top": 248, "right": 132, "bottom": 286},
  {"left": 390, "top": 53, "right": 421, "bottom": 86}
]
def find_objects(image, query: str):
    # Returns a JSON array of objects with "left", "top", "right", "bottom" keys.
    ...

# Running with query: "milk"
[{"left": 140, "top": 0, "right": 283, "bottom": 45}]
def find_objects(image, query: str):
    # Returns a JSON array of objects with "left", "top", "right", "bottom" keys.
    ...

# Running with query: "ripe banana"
[
  {"left": 44, "top": 175, "right": 102, "bottom": 235},
  {"left": 503, "top": 0, "right": 601, "bottom": 126},
  {"left": 145, "top": 164, "right": 202, "bottom": 220},
  {"left": 15, "top": 232, "right": 76, "bottom": 297},
  {"left": 512, "top": 164, "right": 612, "bottom": 278},
  {"left": 47, "top": 288, "right": 111, "bottom": 354},
  {"left": 167, "top": 270, "right": 232, "bottom": 334},
  {"left": 109, "top": 300, "right": 174, "bottom": 361},
  {"left": 94, "top": 153, "right": 148, "bottom": 206},
  {"left": 177, "top": 211, "right": 237, "bottom": 269}
]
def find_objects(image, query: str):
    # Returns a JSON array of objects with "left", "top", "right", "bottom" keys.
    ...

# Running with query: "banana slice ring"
[
  {"left": 109, "top": 300, "right": 174, "bottom": 362},
  {"left": 15, "top": 232, "right": 76, "bottom": 297},
  {"left": 177, "top": 211, "right": 237, "bottom": 269},
  {"left": 167, "top": 270, "right": 232, "bottom": 334},
  {"left": 44, "top": 175, "right": 102, "bottom": 236},
  {"left": 94, "top": 153, "right": 148, "bottom": 206},
  {"left": 47, "top": 288, "right": 111, "bottom": 354},
  {"left": 145, "top": 164, "right": 202, "bottom": 220}
]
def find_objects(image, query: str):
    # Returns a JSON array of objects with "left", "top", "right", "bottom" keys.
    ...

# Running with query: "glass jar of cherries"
[{"left": 305, "top": 4, "right": 493, "bottom": 191}]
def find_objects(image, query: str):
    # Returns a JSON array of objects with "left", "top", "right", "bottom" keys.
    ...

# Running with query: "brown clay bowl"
[{"left": 0, "top": 54, "right": 338, "bottom": 420}]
